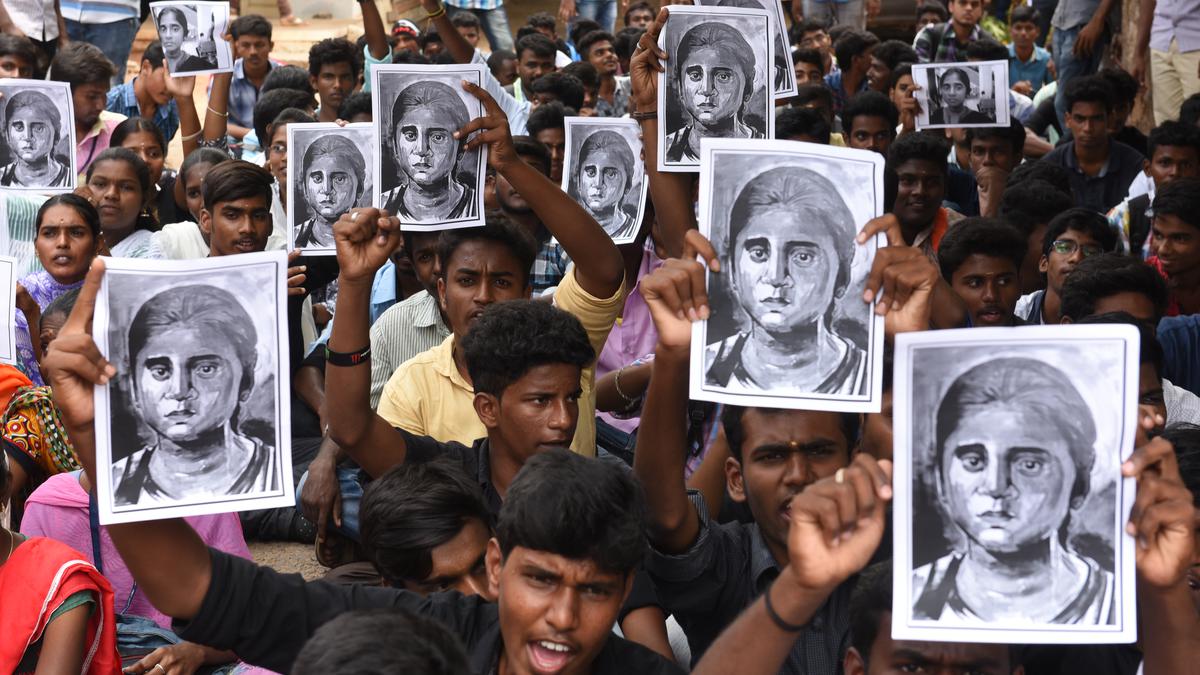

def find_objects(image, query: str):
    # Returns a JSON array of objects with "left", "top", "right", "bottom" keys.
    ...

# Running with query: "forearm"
[
  {"left": 639, "top": 117, "right": 695, "bottom": 258},
  {"left": 227, "top": 123, "right": 251, "bottom": 140},
  {"left": 292, "top": 364, "right": 326, "bottom": 416},
  {"left": 177, "top": 91, "right": 202, "bottom": 158},
  {"left": 692, "top": 569, "right": 836, "bottom": 675},
  {"left": 203, "top": 72, "right": 232, "bottom": 144},
  {"left": 359, "top": 0, "right": 390, "bottom": 60},
  {"left": 1095, "top": 0, "right": 1119, "bottom": 21},
  {"left": 1139, "top": 579, "right": 1200, "bottom": 675},
  {"left": 200, "top": 646, "right": 238, "bottom": 666},
  {"left": 430, "top": 4, "right": 474, "bottom": 64},
  {"left": 686, "top": 427, "right": 730, "bottom": 520},
  {"left": 1022, "top": 128, "right": 1052, "bottom": 158},
  {"left": 0, "top": 3, "right": 15, "bottom": 32},
  {"left": 929, "top": 280, "right": 968, "bottom": 329},
  {"left": 595, "top": 361, "right": 652, "bottom": 412},
  {"left": 107, "top": 519, "right": 212, "bottom": 620},
  {"left": 634, "top": 346, "right": 699, "bottom": 553},
  {"left": 501, "top": 158, "right": 624, "bottom": 296},
  {"left": 1135, "top": 0, "right": 1155, "bottom": 55},
  {"left": 619, "top": 606, "right": 675, "bottom": 662}
]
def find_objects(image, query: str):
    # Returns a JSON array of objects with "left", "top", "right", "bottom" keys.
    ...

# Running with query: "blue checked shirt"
[
  {"left": 445, "top": 0, "right": 505, "bottom": 9},
  {"left": 532, "top": 239, "right": 572, "bottom": 295},
  {"left": 105, "top": 79, "right": 179, "bottom": 142},
  {"left": 227, "top": 58, "right": 281, "bottom": 130}
]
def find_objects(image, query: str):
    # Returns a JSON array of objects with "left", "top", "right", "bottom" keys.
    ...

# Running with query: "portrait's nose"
[
  {"left": 18, "top": 126, "right": 32, "bottom": 142},
  {"left": 767, "top": 250, "right": 791, "bottom": 285},
  {"left": 168, "top": 369, "right": 196, "bottom": 401},
  {"left": 982, "top": 456, "right": 1013, "bottom": 497}
]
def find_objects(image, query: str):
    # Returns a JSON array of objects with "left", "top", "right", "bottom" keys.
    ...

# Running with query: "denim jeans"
[
  {"left": 576, "top": 0, "right": 617, "bottom": 32},
  {"left": 65, "top": 18, "right": 139, "bottom": 86},
  {"left": 595, "top": 417, "right": 637, "bottom": 466},
  {"left": 1052, "top": 23, "right": 1105, "bottom": 131},
  {"left": 295, "top": 466, "right": 365, "bottom": 541},
  {"left": 447, "top": 6, "right": 515, "bottom": 53}
]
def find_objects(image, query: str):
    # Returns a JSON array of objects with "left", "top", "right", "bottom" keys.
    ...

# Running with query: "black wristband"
[
  {"left": 325, "top": 345, "right": 371, "bottom": 367},
  {"left": 763, "top": 583, "right": 806, "bottom": 632}
]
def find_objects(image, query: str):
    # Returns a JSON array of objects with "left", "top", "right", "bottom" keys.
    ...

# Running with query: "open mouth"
[
  {"left": 527, "top": 640, "right": 576, "bottom": 673},
  {"left": 975, "top": 307, "right": 1006, "bottom": 323},
  {"left": 233, "top": 238, "right": 259, "bottom": 252},
  {"left": 51, "top": 255, "right": 73, "bottom": 266}
]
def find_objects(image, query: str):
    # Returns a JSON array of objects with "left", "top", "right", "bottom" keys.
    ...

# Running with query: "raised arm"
[
  {"left": 359, "top": 0, "right": 390, "bottom": 61},
  {"left": 634, "top": 230, "right": 718, "bottom": 553},
  {"left": 166, "top": 75, "right": 202, "bottom": 158},
  {"left": 324, "top": 207, "right": 411, "bottom": 478},
  {"left": 1131, "top": 0, "right": 1157, "bottom": 85},
  {"left": 203, "top": 71, "right": 233, "bottom": 146},
  {"left": 422, "top": 0, "right": 474, "bottom": 65},
  {"left": 459, "top": 82, "right": 625, "bottom": 298},
  {"left": 44, "top": 261, "right": 214, "bottom": 620},
  {"left": 632, "top": 8, "right": 693, "bottom": 258}
]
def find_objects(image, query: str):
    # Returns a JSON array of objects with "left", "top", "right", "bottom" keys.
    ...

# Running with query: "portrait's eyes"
[
  {"left": 402, "top": 129, "right": 417, "bottom": 142},
  {"left": 584, "top": 166, "right": 597, "bottom": 178},
  {"left": 332, "top": 173, "right": 350, "bottom": 186},
  {"left": 430, "top": 131, "right": 449, "bottom": 144},
  {"left": 192, "top": 359, "right": 223, "bottom": 379},
  {"left": 10, "top": 121, "right": 23, "bottom": 133},
  {"left": 686, "top": 66, "right": 703, "bottom": 82},
  {"left": 146, "top": 364, "right": 171, "bottom": 381},
  {"left": 1012, "top": 453, "right": 1046, "bottom": 477},
  {"left": 745, "top": 243, "right": 769, "bottom": 263},
  {"left": 714, "top": 69, "right": 735, "bottom": 84},
  {"left": 602, "top": 167, "right": 619, "bottom": 180},
  {"left": 788, "top": 246, "right": 818, "bottom": 266},
  {"left": 31, "top": 122, "right": 47, "bottom": 135},
  {"left": 309, "top": 173, "right": 323, "bottom": 184},
  {"left": 955, "top": 447, "right": 986, "bottom": 472}
]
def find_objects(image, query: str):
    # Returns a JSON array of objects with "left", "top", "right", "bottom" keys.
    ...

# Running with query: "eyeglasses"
[
  {"left": 270, "top": 143, "right": 287, "bottom": 155},
  {"left": 1050, "top": 239, "right": 1104, "bottom": 257}
]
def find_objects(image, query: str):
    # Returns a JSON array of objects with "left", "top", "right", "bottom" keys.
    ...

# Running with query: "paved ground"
[{"left": 248, "top": 541, "right": 327, "bottom": 580}]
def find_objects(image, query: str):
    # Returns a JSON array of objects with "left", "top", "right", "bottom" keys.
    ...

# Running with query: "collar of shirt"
[
  {"left": 747, "top": 523, "right": 783, "bottom": 590},
  {"left": 1063, "top": 140, "right": 1118, "bottom": 177},
  {"left": 411, "top": 290, "right": 444, "bottom": 329},
  {"left": 431, "top": 333, "right": 473, "bottom": 393}
]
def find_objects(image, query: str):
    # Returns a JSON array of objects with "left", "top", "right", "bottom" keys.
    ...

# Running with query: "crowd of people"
[{"left": 0, "top": 0, "right": 1199, "bottom": 673}]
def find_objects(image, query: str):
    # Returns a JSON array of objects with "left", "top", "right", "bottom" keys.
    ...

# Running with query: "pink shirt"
[
  {"left": 596, "top": 240, "right": 664, "bottom": 434},
  {"left": 75, "top": 110, "right": 125, "bottom": 176}
]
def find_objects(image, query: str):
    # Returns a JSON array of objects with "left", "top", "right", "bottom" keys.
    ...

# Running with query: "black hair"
[
  {"left": 625, "top": 1, "right": 656, "bottom": 23},
  {"left": 937, "top": 217, "right": 1026, "bottom": 280},
  {"left": 843, "top": 91, "right": 899, "bottom": 133},
  {"left": 437, "top": 214, "right": 538, "bottom": 287},
  {"left": 1181, "top": 93, "right": 1200, "bottom": 128},
  {"left": 792, "top": 47, "right": 823, "bottom": 71},
  {"left": 872, "top": 40, "right": 918, "bottom": 70},
  {"left": 1147, "top": 119, "right": 1200, "bottom": 160},
  {"left": 293, "top": 609, "right": 469, "bottom": 675},
  {"left": 1041, "top": 207, "right": 1117, "bottom": 256},
  {"left": 516, "top": 33, "right": 558, "bottom": 60},
  {"left": 1151, "top": 176, "right": 1200, "bottom": 230},
  {"left": 37, "top": 193, "right": 100, "bottom": 238},
  {"left": 391, "top": 50, "right": 433, "bottom": 66},
  {"left": 527, "top": 11, "right": 558, "bottom": 31},
  {"left": 431, "top": 51, "right": 457, "bottom": 65},
  {"left": 180, "top": 147, "right": 230, "bottom": 189},
  {"left": 262, "top": 64, "right": 316, "bottom": 96},
  {"left": 915, "top": 0, "right": 949, "bottom": 20},
  {"left": 1099, "top": 67, "right": 1139, "bottom": 106},
  {"left": 420, "top": 26, "right": 445, "bottom": 51},
  {"left": 577, "top": 31, "right": 615, "bottom": 59},
  {"left": 1063, "top": 74, "right": 1114, "bottom": 114},
  {"left": 0, "top": 34, "right": 38, "bottom": 71},
  {"left": 141, "top": 41, "right": 165, "bottom": 69},
  {"left": 1056, "top": 253, "right": 1166, "bottom": 321},
  {"left": 231, "top": 13, "right": 273, "bottom": 40},
  {"left": 1075, "top": 312, "right": 1164, "bottom": 381},
  {"left": 49, "top": 41, "right": 115, "bottom": 88},
  {"left": 451, "top": 12, "right": 482, "bottom": 29},
  {"left": 111, "top": 117, "right": 168, "bottom": 156},
  {"left": 530, "top": 72, "right": 586, "bottom": 111},
  {"left": 723, "top": 406, "right": 861, "bottom": 462},
  {"left": 1005, "top": 159, "right": 1074, "bottom": 196},
  {"left": 266, "top": 108, "right": 317, "bottom": 149},
  {"left": 42, "top": 287, "right": 81, "bottom": 330},
  {"left": 496, "top": 448, "right": 646, "bottom": 575},
  {"left": 252, "top": 90, "right": 315, "bottom": 145},
  {"left": 1159, "top": 424, "right": 1200, "bottom": 507},
  {"left": 775, "top": 106, "right": 831, "bottom": 143},
  {"left": 360, "top": 459, "right": 492, "bottom": 587},
  {"left": 965, "top": 37, "right": 1009, "bottom": 62},
  {"left": 526, "top": 100, "right": 569, "bottom": 137},
  {"left": 998, "top": 179, "right": 1075, "bottom": 238},
  {"left": 512, "top": 135, "right": 552, "bottom": 175},
  {"left": 87, "top": 147, "right": 156, "bottom": 231},
  {"left": 793, "top": 83, "right": 834, "bottom": 117},
  {"left": 569, "top": 19, "right": 603, "bottom": 47},
  {"left": 487, "top": 49, "right": 516, "bottom": 72},
  {"left": 463, "top": 299, "right": 594, "bottom": 398},
  {"left": 965, "top": 119, "right": 1026, "bottom": 158},
  {"left": 888, "top": 63, "right": 913, "bottom": 91},
  {"left": 833, "top": 29, "right": 880, "bottom": 71},
  {"left": 614, "top": 27, "right": 644, "bottom": 62},
  {"left": 337, "top": 90, "right": 372, "bottom": 121},
  {"left": 1010, "top": 4, "right": 1040, "bottom": 24},
  {"left": 792, "top": 18, "right": 830, "bottom": 42},
  {"left": 886, "top": 132, "right": 948, "bottom": 176},
  {"left": 201, "top": 160, "right": 274, "bottom": 212},
  {"left": 307, "top": 37, "right": 361, "bottom": 79},
  {"left": 849, "top": 561, "right": 892, "bottom": 660},
  {"left": 562, "top": 61, "right": 599, "bottom": 92}
]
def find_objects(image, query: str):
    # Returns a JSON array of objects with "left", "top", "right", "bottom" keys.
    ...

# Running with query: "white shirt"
[
  {"left": 4, "top": 0, "right": 59, "bottom": 41},
  {"left": 152, "top": 221, "right": 210, "bottom": 260},
  {"left": 473, "top": 48, "right": 530, "bottom": 135}
]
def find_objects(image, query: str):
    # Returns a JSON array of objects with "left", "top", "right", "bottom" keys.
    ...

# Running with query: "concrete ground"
[{"left": 247, "top": 540, "right": 326, "bottom": 580}]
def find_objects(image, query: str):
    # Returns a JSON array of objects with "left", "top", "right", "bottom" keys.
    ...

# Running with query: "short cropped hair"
[
  {"left": 1010, "top": 5, "right": 1040, "bottom": 25},
  {"left": 577, "top": 30, "right": 615, "bottom": 59},
  {"left": 614, "top": 27, "right": 643, "bottom": 63},
  {"left": 437, "top": 214, "right": 539, "bottom": 287},
  {"left": 1151, "top": 176, "right": 1200, "bottom": 230},
  {"left": 527, "top": 11, "right": 557, "bottom": 31},
  {"left": 999, "top": 179, "right": 1075, "bottom": 237},
  {"left": 201, "top": 160, "right": 274, "bottom": 212},
  {"left": 1041, "top": 207, "right": 1117, "bottom": 256},
  {"left": 293, "top": 609, "right": 469, "bottom": 675},
  {"left": 916, "top": 0, "right": 949, "bottom": 21},
  {"left": 360, "top": 459, "right": 492, "bottom": 587},
  {"left": 1147, "top": 120, "right": 1200, "bottom": 159},
  {"left": 262, "top": 64, "right": 316, "bottom": 96},
  {"left": 937, "top": 217, "right": 1026, "bottom": 280},
  {"left": 338, "top": 91, "right": 372, "bottom": 121},
  {"left": 561, "top": 61, "right": 599, "bottom": 92},
  {"left": 1059, "top": 254, "right": 1168, "bottom": 323},
  {"left": 965, "top": 119, "right": 1027, "bottom": 157},
  {"left": 775, "top": 106, "right": 831, "bottom": 143},
  {"left": 530, "top": 72, "right": 586, "bottom": 111},
  {"left": 965, "top": 37, "right": 1008, "bottom": 62},
  {"left": 516, "top": 33, "right": 558, "bottom": 60},
  {"left": 1181, "top": 94, "right": 1200, "bottom": 128},
  {"left": 850, "top": 561, "right": 892, "bottom": 659},
  {"left": 266, "top": 108, "right": 316, "bottom": 148},
  {"left": 463, "top": 300, "right": 594, "bottom": 398},
  {"left": 625, "top": 1, "right": 656, "bottom": 24},
  {"left": 843, "top": 91, "right": 899, "bottom": 132},
  {"left": 141, "top": 41, "right": 165, "bottom": 69},
  {"left": 513, "top": 136, "right": 552, "bottom": 175},
  {"left": 569, "top": 20, "right": 602, "bottom": 47},
  {"left": 1063, "top": 74, "right": 1114, "bottom": 113},
  {"left": 723, "top": 406, "right": 860, "bottom": 462},
  {"left": 487, "top": 49, "right": 516, "bottom": 73},
  {"left": 50, "top": 41, "right": 116, "bottom": 88},
  {"left": 793, "top": 83, "right": 834, "bottom": 115},
  {"left": 526, "top": 100, "right": 570, "bottom": 137},
  {"left": 886, "top": 132, "right": 948, "bottom": 176},
  {"left": 872, "top": 40, "right": 918, "bottom": 70},
  {"left": 833, "top": 29, "right": 880, "bottom": 71},
  {"left": 792, "top": 47, "right": 823, "bottom": 71},
  {"left": 1006, "top": 160, "right": 1074, "bottom": 196},
  {"left": 496, "top": 449, "right": 647, "bottom": 576},
  {"left": 1099, "top": 67, "right": 1139, "bottom": 107},
  {"left": 252, "top": 89, "right": 315, "bottom": 144},
  {"left": 308, "top": 37, "right": 361, "bottom": 79},
  {"left": 1160, "top": 424, "right": 1200, "bottom": 507},
  {"left": 451, "top": 12, "right": 481, "bottom": 29},
  {"left": 231, "top": 14, "right": 273, "bottom": 40},
  {"left": 0, "top": 35, "right": 38, "bottom": 71},
  {"left": 889, "top": 63, "right": 914, "bottom": 91}
]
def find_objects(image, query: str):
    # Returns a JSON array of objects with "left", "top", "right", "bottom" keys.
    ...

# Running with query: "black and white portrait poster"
[
  {"left": 286, "top": 122, "right": 375, "bottom": 255},
  {"left": 690, "top": 138, "right": 885, "bottom": 412},
  {"left": 892, "top": 325, "right": 1139, "bottom": 644},
  {"left": 694, "top": 0, "right": 795, "bottom": 99},
  {"left": 149, "top": 1, "right": 234, "bottom": 76},
  {"left": 0, "top": 255, "right": 16, "bottom": 364},
  {"left": 656, "top": 5, "right": 773, "bottom": 172},
  {"left": 562, "top": 117, "right": 647, "bottom": 246},
  {"left": 0, "top": 79, "right": 76, "bottom": 192},
  {"left": 913, "top": 60, "right": 1010, "bottom": 130},
  {"left": 92, "top": 252, "right": 293, "bottom": 524},
  {"left": 371, "top": 63, "right": 487, "bottom": 232}
]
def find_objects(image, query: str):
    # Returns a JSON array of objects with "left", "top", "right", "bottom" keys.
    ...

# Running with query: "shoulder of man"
[{"left": 592, "top": 634, "right": 687, "bottom": 674}]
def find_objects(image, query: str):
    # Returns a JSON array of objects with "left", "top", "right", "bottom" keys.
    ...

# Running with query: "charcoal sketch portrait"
[
  {"left": 905, "top": 342, "right": 1128, "bottom": 629},
  {"left": 150, "top": 2, "right": 232, "bottom": 75},
  {"left": 104, "top": 265, "right": 284, "bottom": 511},
  {"left": 696, "top": 144, "right": 883, "bottom": 410},
  {"left": 915, "top": 61, "right": 1009, "bottom": 130},
  {"left": 288, "top": 124, "right": 374, "bottom": 253},
  {"left": 697, "top": 0, "right": 794, "bottom": 97},
  {"left": 372, "top": 65, "right": 485, "bottom": 230},
  {"left": 658, "top": 6, "right": 772, "bottom": 169},
  {"left": 0, "top": 81, "right": 75, "bottom": 191},
  {"left": 564, "top": 118, "right": 645, "bottom": 244}
]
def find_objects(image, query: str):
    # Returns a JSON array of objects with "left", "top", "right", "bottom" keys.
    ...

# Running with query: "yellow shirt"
[{"left": 376, "top": 264, "right": 627, "bottom": 456}]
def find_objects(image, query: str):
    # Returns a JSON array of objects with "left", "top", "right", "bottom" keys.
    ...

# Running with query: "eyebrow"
[
  {"left": 890, "top": 648, "right": 1004, "bottom": 669},
  {"left": 753, "top": 438, "right": 840, "bottom": 454}
]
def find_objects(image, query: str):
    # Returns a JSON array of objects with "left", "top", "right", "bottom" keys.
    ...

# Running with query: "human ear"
[
  {"left": 725, "top": 456, "right": 747, "bottom": 503},
  {"left": 1038, "top": 255, "right": 1048, "bottom": 274},
  {"left": 436, "top": 276, "right": 448, "bottom": 312},
  {"left": 843, "top": 647, "right": 867, "bottom": 675},
  {"left": 474, "top": 392, "right": 500, "bottom": 430},
  {"left": 199, "top": 208, "right": 213, "bottom": 237},
  {"left": 485, "top": 538, "right": 503, "bottom": 598}
]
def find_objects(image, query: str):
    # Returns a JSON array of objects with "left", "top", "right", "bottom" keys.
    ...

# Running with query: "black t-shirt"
[{"left": 177, "top": 549, "right": 683, "bottom": 674}]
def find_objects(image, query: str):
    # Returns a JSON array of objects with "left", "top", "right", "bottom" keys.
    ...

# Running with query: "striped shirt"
[
  {"left": 368, "top": 290, "right": 450, "bottom": 409},
  {"left": 59, "top": 0, "right": 139, "bottom": 24},
  {"left": 446, "top": 0, "right": 504, "bottom": 10},
  {"left": 3, "top": 194, "right": 45, "bottom": 278}
]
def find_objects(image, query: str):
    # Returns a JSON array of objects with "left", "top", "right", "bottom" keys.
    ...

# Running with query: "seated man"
[
  {"left": 49, "top": 41, "right": 124, "bottom": 175},
  {"left": 1014, "top": 208, "right": 1116, "bottom": 324},
  {"left": 937, "top": 217, "right": 1026, "bottom": 327},
  {"left": 842, "top": 91, "right": 897, "bottom": 157},
  {"left": 1147, "top": 177, "right": 1200, "bottom": 316},
  {"left": 965, "top": 121, "right": 1026, "bottom": 217},
  {"left": 866, "top": 40, "right": 918, "bottom": 93},
  {"left": 887, "top": 133, "right": 963, "bottom": 257},
  {"left": 998, "top": 179, "right": 1075, "bottom": 294},
  {"left": 292, "top": 609, "right": 469, "bottom": 674},
  {"left": 775, "top": 107, "right": 831, "bottom": 144},
  {"left": 1108, "top": 122, "right": 1200, "bottom": 257}
]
